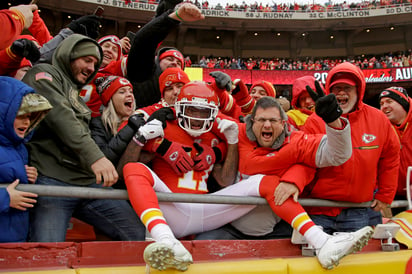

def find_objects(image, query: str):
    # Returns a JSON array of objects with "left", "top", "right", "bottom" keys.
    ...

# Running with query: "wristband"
[
  {"left": 133, "top": 134, "right": 146, "bottom": 147},
  {"left": 175, "top": 10, "right": 184, "bottom": 21}
]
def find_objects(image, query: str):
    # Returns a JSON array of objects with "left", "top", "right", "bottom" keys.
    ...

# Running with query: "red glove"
[
  {"left": 232, "top": 79, "right": 255, "bottom": 115},
  {"left": 193, "top": 142, "right": 216, "bottom": 171},
  {"left": 154, "top": 138, "right": 194, "bottom": 175}
]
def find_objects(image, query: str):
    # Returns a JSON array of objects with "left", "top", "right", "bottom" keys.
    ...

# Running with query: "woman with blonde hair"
[{"left": 90, "top": 76, "right": 145, "bottom": 171}]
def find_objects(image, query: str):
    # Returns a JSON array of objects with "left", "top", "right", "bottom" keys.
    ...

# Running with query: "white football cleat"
[
  {"left": 144, "top": 239, "right": 193, "bottom": 271},
  {"left": 316, "top": 226, "right": 374, "bottom": 269}
]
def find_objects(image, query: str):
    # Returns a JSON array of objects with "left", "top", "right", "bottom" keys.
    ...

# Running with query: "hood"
[
  {"left": 325, "top": 62, "right": 366, "bottom": 110},
  {"left": 291, "top": 75, "right": 319, "bottom": 109},
  {"left": 0, "top": 76, "right": 44, "bottom": 146},
  {"left": 52, "top": 34, "right": 103, "bottom": 88}
]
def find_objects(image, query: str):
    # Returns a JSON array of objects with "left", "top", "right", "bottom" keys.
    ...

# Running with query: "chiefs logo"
[
  {"left": 119, "top": 78, "right": 130, "bottom": 85},
  {"left": 169, "top": 151, "right": 179, "bottom": 161},
  {"left": 165, "top": 80, "right": 173, "bottom": 87},
  {"left": 362, "top": 133, "right": 376, "bottom": 144},
  {"left": 206, "top": 155, "right": 212, "bottom": 165},
  {"left": 174, "top": 51, "right": 183, "bottom": 59},
  {"left": 380, "top": 90, "right": 390, "bottom": 97}
]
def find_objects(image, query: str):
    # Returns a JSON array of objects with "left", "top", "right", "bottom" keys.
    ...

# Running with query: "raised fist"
[
  {"left": 11, "top": 38, "right": 40, "bottom": 62},
  {"left": 67, "top": 15, "right": 101, "bottom": 39},
  {"left": 306, "top": 81, "right": 342, "bottom": 124}
]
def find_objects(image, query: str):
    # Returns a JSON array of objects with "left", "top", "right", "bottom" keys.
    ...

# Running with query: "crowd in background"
[
  {"left": 133, "top": 0, "right": 412, "bottom": 12},
  {"left": 126, "top": 0, "right": 412, "bottom": 12},
  {"left": 189, "top": 50, "right": 412, "bottom": 70}
]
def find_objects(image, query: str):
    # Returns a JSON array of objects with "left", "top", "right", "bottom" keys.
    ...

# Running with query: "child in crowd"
[{"left": 0, "top": 76, "right": 52, "bottom": 242}]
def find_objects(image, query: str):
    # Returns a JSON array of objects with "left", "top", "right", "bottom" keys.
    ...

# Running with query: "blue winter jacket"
[{"left": 0, "top": 76, "right": 35, "bottom": 242}]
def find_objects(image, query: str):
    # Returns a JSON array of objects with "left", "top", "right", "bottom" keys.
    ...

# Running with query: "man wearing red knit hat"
[
  {"left": 249, "top": 80, "right": 276, "bottom": 101},
  {"left": 379, "top": 86, "right": 412, "bottom": 205},
  {"left": 136, "top": 67, "right": 190, "bottom": 120}
]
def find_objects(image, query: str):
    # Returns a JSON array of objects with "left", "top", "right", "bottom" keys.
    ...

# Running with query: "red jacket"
[
  {"left": 238, "top": 123, "right": 320, "bottom": 192},
  {"left": 0, "top": 10, "right": 52, "bottom": 77},
  {"left": 391, "top": 98, "right": 412, "bottom": 197},
  {"left": 0, "top": 10, "right": 24, "bottom": 50},
  {"left": 304, "top": 62, "right": 399, "bottom": 216}
]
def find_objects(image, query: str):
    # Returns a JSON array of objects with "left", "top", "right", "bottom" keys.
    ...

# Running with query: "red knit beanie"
[
  {"left": 158, "top": 67, "right": 190, "bottom": 97},
  {"left": 159, "top": 49, "right": 184, "bottom": 69},
  {"left": 95, "top": 76, "right": 132, "bottom": 106},
  {"left": 250, "top": 80, "right": 276, "bottom": 98},
  {"left": 98, "top": 35, "right": 122, "bottom": 61}
]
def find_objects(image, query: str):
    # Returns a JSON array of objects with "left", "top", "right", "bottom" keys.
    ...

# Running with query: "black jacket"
[
  {"left": 127, "top": 12, "right": 181, "bottom": 108},
  {"left": 90, "top": 117, "right": 136, "bottom": 167}
]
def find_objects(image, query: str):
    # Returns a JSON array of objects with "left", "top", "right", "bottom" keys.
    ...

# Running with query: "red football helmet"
[{"left": 175, "top": 81, "right": 219, "bottom": 137}]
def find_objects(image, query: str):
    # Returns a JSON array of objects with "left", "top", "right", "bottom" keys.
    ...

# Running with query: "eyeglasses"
[
  {"left": 252, "top": 117, "right": 283, "bottom": 125},
  {"left": 330, "top": 85, "right": 356, "bottom": 93}
]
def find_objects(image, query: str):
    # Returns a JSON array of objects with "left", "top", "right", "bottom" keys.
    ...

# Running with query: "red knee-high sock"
[
  {"left": 259, "top": 175, "right": 316, "bottom": 235},
  {"left": 124, "top": 163, "right": 167, "bottom": 233}
]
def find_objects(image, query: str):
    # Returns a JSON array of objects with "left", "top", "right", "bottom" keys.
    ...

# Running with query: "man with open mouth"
[{"left": 304, "top": 62, "right": 399, "bottom": 235}]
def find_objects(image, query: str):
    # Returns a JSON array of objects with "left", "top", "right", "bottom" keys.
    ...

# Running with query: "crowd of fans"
[
  {"left": 128, "top": 0, "right": 412, "bottom": 12},
  {"left": 189, "top": 50, "right": 412, "bottom": 70},
  {"left": 133, "top": 0, "right": 412, "bottom": 12}
]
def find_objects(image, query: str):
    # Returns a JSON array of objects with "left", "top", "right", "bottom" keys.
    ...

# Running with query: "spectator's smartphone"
[
  {"left": 126, "top": 31, "right": 136, "bottom": 41},
  {"left": 94, "top": 6, "right": 104, "bottom": 17}
]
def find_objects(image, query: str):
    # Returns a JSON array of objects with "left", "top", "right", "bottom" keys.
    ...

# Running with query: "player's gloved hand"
[
  {"left": 128, "top": 113, "right": 145, "bottom": 131},
  {"left": 210, "top": 71, "right": 232, "bottom": 92},
  {"left": 10, "top": 38, "right": 40, "bottom": 62},
  {"left": 154, "top": 138, "right": 193, "bottom": 175},
  {"left": 193, "top": 142, "right": 216, "bottom": 171},
  {"left": 67, "top": 15, "right": 101, "bottom": 39},
  {"left": 147, "top": 107, "right": 175, "bottom": 129},
  {"left": 133, "top": 119, "right": 164, "bottom": 146},
  {"left": 306, "top": 81, "right": 342, "bottom": 124},
  {"left": 217, "top": 118, "right": 238, "bottom": 144}
]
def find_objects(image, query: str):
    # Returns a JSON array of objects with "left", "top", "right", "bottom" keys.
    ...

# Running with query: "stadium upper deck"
[{"left": 33, "top": 0, "right": 412, "bottom": 61}]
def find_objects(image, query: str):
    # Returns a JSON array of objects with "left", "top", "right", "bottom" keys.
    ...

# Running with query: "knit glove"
[
  {"left": 306, "top": 81, "right": 342, "bottom": 124},
  {"left": 128, "top": 113, "right": 145, "bottom": 131},
  {"left": 155, "top": 138, "right": 193, "bottom": 175},
  {"left": 147, "top": 107, "right": 175, "bottom": 129},
  {"left": 210, "top": 71, "right": 232, "bottom": 91},
  {"left": 10, "top": 39, "right": 40, "bottom": 63},
  {"left": 67, "top": 15, "right": 101, "bottom": 39},
  {"left": 193, "top": 142, "right": 216, "bottom": 171},
  {"left": 217, "top": 118, "right": 238, "bottom": 144},
  {"left": 133, "top": 119, "right": 164, "bottom": 146}
]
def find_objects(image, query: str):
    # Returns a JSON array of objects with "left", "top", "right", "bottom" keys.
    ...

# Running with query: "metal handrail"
[
  {"left": 407, "top": 166, "right": 412, "bottom": 210},
  {"left": 0, "top": 184, "right": 408, "bottom": 208}
]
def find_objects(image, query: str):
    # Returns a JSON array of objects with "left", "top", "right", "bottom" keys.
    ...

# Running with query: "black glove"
[
  {"left": 67, "top": 15, "right": 101, "bottom": 39},
  {"left": 306, "top": 81, "right": 342, "bottom": 124},
  {"left": 10, "top": 39, "right": 40, "bottom": 63},
  {"left": 147, "top": 107, "right": 175, "bottom": 129},
  {"left": 128, "top": 113, "right": 145, "bottom": 131},
  {"left": 209, "top": 71, "right": 232, "bottom": 91},
  {"left": 155, "top": 0, "right": 183, "bottom": 17}
]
